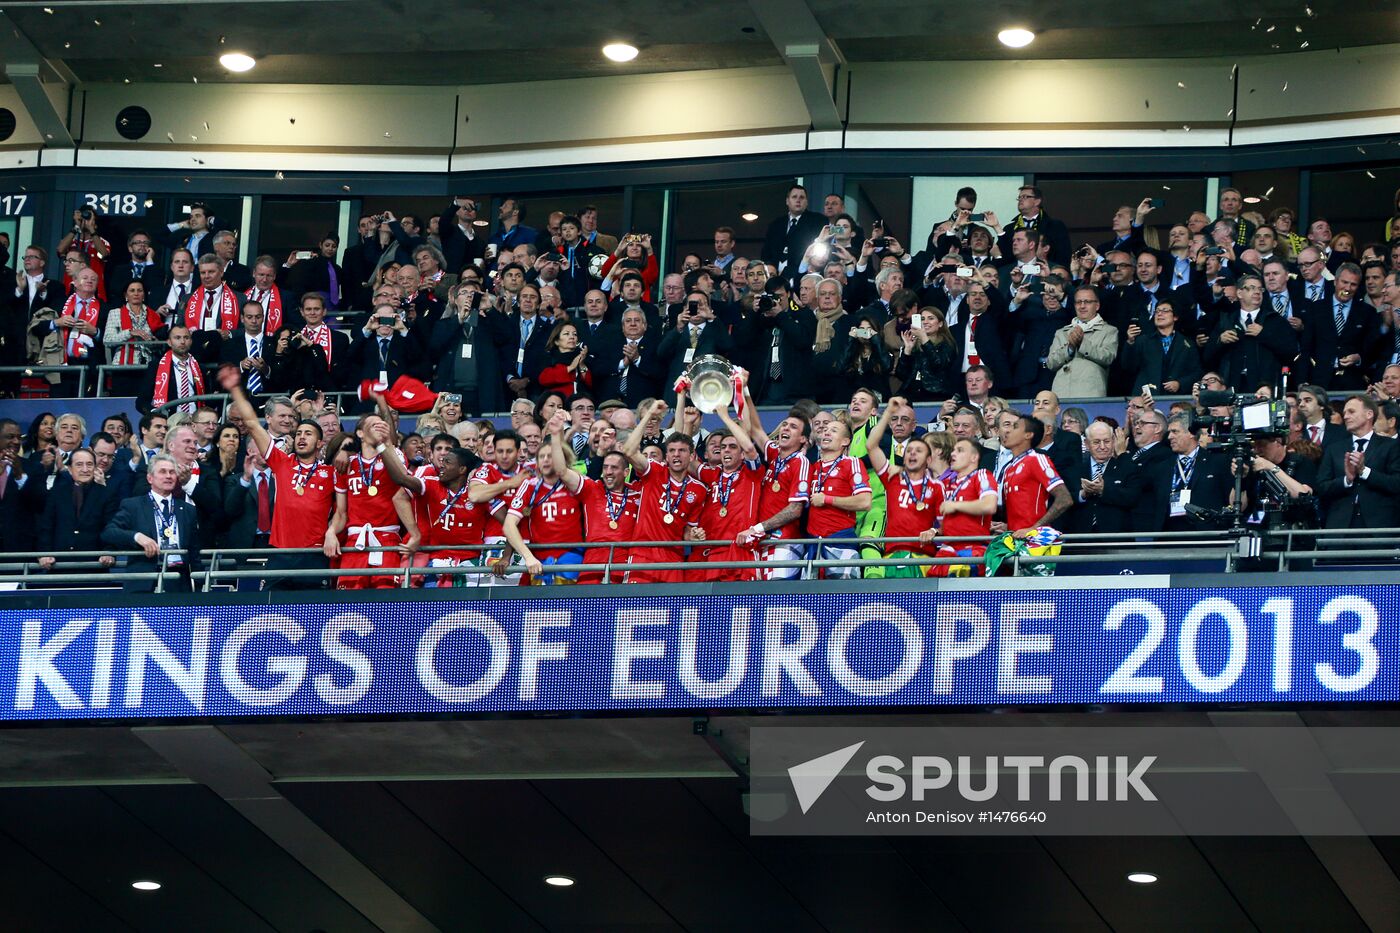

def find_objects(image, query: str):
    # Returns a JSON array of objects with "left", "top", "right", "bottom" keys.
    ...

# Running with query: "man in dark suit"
[
  {"left": 761, "top": 184, "right": 827, "bottom": 277},
  {"left": 1031, "top": 394, "right": 1084, "bottom": 505},
  {"left": 90, "top": 432, "right": 137, "bottom": 503},
  {"left": 1074, "top": 420, "right": 1123, "bottom": 532},
  {"left": 212, "top": 231, "right": 252, "bottom": 293},
  {"left": 597, "top": 306, "right": 661, "bottom": 406},
  {"left": 655, "top": 290, "right": 734, "bottom": 406},
  {"left": 1122, "top": 301, "right": 1201, "bottom": 396},
  {"left": 2, "top": 246, "right": 59, "bottom": 394},
  {"left": 1296, "top": 384, "right": 1349, "bottom": 451},
  {"left": 1163, "top": 415, "right": 1234, "bottom": 531},
  {"left": 996, "top": 185, "right": 1071, "bottom": 267},
  {"left": 348, "top": 306, "right": 427, "bottom": 391},
  {"left": 1006, "top": 280, "right": 1071, "bottom": 398},
  {"left": 344, "top": 214, "right": 383, "bottom": 311},
  {"left": 950, "top": 282, "right": 1012, "bottom": 392},
  {"left": 287, "top": 293, "right": 350, "bottom": 393},
  {"left": 35, "top": 447, "right": 120, "bottom": 576},
  {"left": 104, "top": 230, "right": 164, "bottom": 307},
  {"left": 222, "top": 438, "right": 274, "bottom": 588},
  {"left": 497, "top": 282, "right": 555, "bottom": 399},
  {"left": 0, "top": 418, "right": 37, "bottom": 552},
  {"left": 437, "top": 198, "right": 487, "bottom": 276},
  {"left": 102, "top": 452, "right": 204, "bottom": 592},
  {"left": 1316, "top": 394, "right": 1400, "bottom": 529},
  {"left": 1305, "top": 263, "right": 1379, "bottom": 392},
  {"left": 430, "top": 288, "right": 511, "bottom": 417},
  {"left": 160, "top": 202, "right": 223, "bottom": 261},
  {"left": 1095, "top": 409, "right": 1174, "bottom": 532},
  {"left": 218, "top": 300, "right": 272, "bottom": 393},
  {"left": 1202, "top": 275, "right": 1298, "bottom": 393},
  {"left": 141, "top": 421, "right": 224, "bottom": 535}
]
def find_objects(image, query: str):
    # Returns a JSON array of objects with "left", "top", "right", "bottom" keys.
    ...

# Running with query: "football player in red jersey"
[
  {"left": 502, "top": 417, "right": 585, "bottom": 585},
  {"left": 549, "top": 412, "right": 639, "bottom": 583},
  {"left": 738, "top": 379, "right": 812, "bottom": 580},
  {"left": 805, "top": 417, "right": 872, "bottom": 579},
  {"left": 686, "top": 400, "right": 764, "bottom": 581},
  {"left": 620, "top": 398, "right": 708, "bottom": 583},
  {"left": 327, "top": 414, "right": 420, "bottom": 589},
  {"left": 374, "top": 420, "right": 488, "bottom": 587},
  {"left": 864, "top": 396, "right": 943, "bottom": 577},
  {"left": 931, "top": 437, "right": 1000, "bottom": 577},
  {"left": 1000, "top": 414, "right": 1072, "bottom": 537},
  {"left": 220, "top": 365, "right": 338, "bottom": 590},
  {"left": 468, "top": 429, "right": 527, "bottom": 585}
]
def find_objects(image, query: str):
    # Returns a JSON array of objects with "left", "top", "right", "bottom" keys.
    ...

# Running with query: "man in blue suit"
[{"left": 102, "top": 452, "right": 203, "bottom": 592}]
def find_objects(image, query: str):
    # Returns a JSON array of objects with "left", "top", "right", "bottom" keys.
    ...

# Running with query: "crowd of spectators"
[
  {"left": 3, "top": 181, "right": 1400, "bottom": 588},
  {"left": 7, "top": 185, "right": 1400, "bottom": 413},
  {"left": 2, "top": 360, "right": 1397, "bottom": 589}
]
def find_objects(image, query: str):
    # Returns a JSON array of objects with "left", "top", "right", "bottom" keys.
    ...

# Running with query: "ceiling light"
[
  {"left": 472, "top": 219, "right": 489, "bottom": 227},
  {"left": 131, "top": 880, "right": 162, "bottom": 892},
  {"left": 602, "top": 43, "right": 638, "bottom": 63},
  {"left": 1127, "top": 872, "right": 1158, "bottom": 884},
  {"left": 219, "top": 52, "right": 256, "bottom": 73},
  {"left": 1243, "top": 196, "right": 1262, "bottom": 204},
  {"left": 741, "top": 212, "right": 759, "bottom": 222},
  {"left": 997, "top": 28, "right": 1035, "bottom": 48},
  {"left": 543, "top": 875, "right": 576, "bottom": 887}
]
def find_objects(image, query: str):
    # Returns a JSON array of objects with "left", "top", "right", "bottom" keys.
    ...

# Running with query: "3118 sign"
[{"left": 76, "top": 192, "right": 147, "bottom": 216}]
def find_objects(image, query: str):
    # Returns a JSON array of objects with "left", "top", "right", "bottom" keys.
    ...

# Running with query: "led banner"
[{"left": 0, "top": 585, "right": 1393, "bottom": 722}]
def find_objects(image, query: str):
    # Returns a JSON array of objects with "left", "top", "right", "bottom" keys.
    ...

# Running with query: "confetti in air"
[
  {"left": 342, "top": 185, "right": 351, "bottom": 191},
  {"left": 383, "top": 132, "right": 391, "bottom": 138},
  {"left": 1265, "top": 186, "right": 1275, "bottom": 198},
  {"left": 1177, "top": 81, "right": 1186, "bottom": 89},
  {"left": 1300, "top": 41, "right": 1309, "bottom": 48},
  {"left": 1183, "top": 124, "right": 1191, "bottom": 131},
  {"left": 1266, "top": 24, "right": 1276, "bottom": 32},
  {"left": 1227, "top": 108, "right": 1234, "bottom": 117},
  {"left": 1282, "top": 81, "right": 1288, "bottom": 91},
  {"left": 1162, "top": 185, "right": 1172, "bottom": 190},
  {"left": 166, "top": 132, "right": 175, "bottom": 143},
  {"left": 42, "top": 7, "right": 53, "bottom": 13},
  {"left": 202, "top": 121, "right": 210, "bottom": 131},
  {"left": 1305, "top": 5, "right": 1314, "bottom": 16},
  {"left": 1357, "top": 146, "right": 1367, "bottom": 154},
  {"left": 192, "top": 76, "right": 198, "bottom": 83},
  {"left": 1367, "top": 171, "right": 1377, "bottom": 179},
  {"left": 190, "top": 135, "right": 198, "bottom": 141},
  {"left": 274, "top": 171, "right": 285, "bottom": 180}
]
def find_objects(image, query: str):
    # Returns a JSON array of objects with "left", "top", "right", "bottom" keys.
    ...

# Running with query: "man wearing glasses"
[
  {"left": 1295, "top": 247, "right": 1333, "bottom": 304},
  {"left": 438, "top": 197, "right": 486, "bottom": 275},
  {"left": 1202, "top": 273, "right": 1297, "bottom": 393}
]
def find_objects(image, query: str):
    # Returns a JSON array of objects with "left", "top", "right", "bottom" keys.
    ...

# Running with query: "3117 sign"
[{"left": 76, "top": 192, "right": 147, "bottom": 216}]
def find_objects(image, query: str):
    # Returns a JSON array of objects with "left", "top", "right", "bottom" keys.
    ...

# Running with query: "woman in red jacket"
[{"left": 537, "top": 321, "right": 594, "bottom": 396}]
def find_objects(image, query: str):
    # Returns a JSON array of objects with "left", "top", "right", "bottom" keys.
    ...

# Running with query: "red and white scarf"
[
  {"left": 151, "top": 350, "right": 205, "bottom": 412},
  {"left": 302, "top": 323, "right": 334, "bottom": 370},
  {"left": 246, "top": 285, "right": 285, "bottom": 333},
  {"left": 114, "top": 303, "right": 165, "bottom": 365},
  {"left": 183, "top": 284, "right": 238, "bottom": 332},
  {"left": 61, "top": 293, "right": 101, "bottom": 361}
]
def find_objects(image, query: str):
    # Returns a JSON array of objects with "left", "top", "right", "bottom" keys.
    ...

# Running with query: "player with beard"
[
  {"left": 328, "top": 414, "right": 420, "bottom": 589},
  {"left": 620, "top": 399, "right": 709, "bottom": 583},
  {"left": 686, "top": 393, "right": 764, "bottom": 581},
  {"left": 502, "top": 415, "right": 584, "bottom": 584}
]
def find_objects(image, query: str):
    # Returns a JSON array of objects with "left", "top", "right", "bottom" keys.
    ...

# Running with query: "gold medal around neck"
[
  {"left": 719, "top": 507, "right": 728, "bottom": 517},
  {"left": 915, "top": 503, "right": 927, "bottom": 511},
  {"left": 296, "top": 486, "right": 305, "bottom": 496},
  {"left": 609, "top": 519, "right": 618, "bottom": 530},
  {"left": 367, "top": 485, "right": 379, "bottom": 497},
  {"left": 662, "top": 513, "right": 675, "bottom": 524},
  {"left": 771, "top": 481, "right": 781, "bottom": 492},
  {"left": 164, "top": 527, "right": 175, "bottom": 539}
]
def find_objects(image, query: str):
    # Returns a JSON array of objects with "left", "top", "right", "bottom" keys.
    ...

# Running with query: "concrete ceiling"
[
  {"left": 1, "top": 0, "right": 1396, "bottom": 87},
  {"left": 0, "top": 710, "right": 1396, "bottom": 930}
]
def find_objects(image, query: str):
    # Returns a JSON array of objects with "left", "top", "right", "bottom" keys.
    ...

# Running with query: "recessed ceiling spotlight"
[
  {"left": 602, "top": 43, "right": 638, "bottom": 63},
  {"left": 131, "top": 880, "right": 162, "bottom": 892},
  {"left": 741, "top": 212, "right": 759, "bottom": 222},
  {"left": 1127, "top": 872, "right": 1158, "bottom": 884},
  {"left": 1243, "top": 196, "right": 1262, "bottom": 204},
  {"left": 997, "top": 28, "right": 1035, "bottom": 48},
  {"left": 543, "top": 875, "right": 576, "bottom": 887},
  {"left": 219, "top": 52, "right": 256, "bottom": 73}
]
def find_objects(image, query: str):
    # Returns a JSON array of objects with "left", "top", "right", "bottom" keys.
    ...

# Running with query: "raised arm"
[
  {"left": 864, "top": 397, "right": 902, "bottom": 476},
  {"left": 216, "top": 365, "right": 272, "bottom": 456},
  {"left": 715, "top": 406, "right": 758, "bottom": 461},
  {"left": 547, "top": 411, "right": 582, "bottom": 492},
  {"left": 369, "top": 420, "right": 419, "bottom": 491},
  {"left": 622, "top": 398, "right": 667, "bottom": 471}
]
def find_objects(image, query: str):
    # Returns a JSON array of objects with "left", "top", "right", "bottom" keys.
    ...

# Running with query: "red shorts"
[
  {"left": 687, "top": 543, "right": 758, "bottom": 582},
  {"left": 337, "top": 532, "right": 403, "bottom": 589},
  {"left": 624, "top": 546, "right": 688, "bottom": 584}
]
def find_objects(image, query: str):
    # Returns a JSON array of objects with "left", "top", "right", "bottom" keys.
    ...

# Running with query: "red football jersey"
[
  {"left": 507, "top": 476, "right": 583, "bottom": 559},
  {"left": 697, "top": 461, "right": 764, "bottom": 540},
  {"left": 805, "top": 454, "right": 869, "bottom": 538},
  {"left": 632, "top": 459, "right": 708, "bottom": 542},
  {"left": 335, "top": 454, "right": 400, "bottom": 528},
  {"left": 574, "top": 477, "right": 639, "bottom": 544},
  {"left": 410, "top": 463, "right": 438, "bottom": 542},
  {"left": 413, "top": 475, "right": 486, "bottom": 547},
  {"left": 757, "top": 441, "right": 810, "bottom": 531},
  {"left": 1000, "top": 450, "right": 1063, "bottom": 530},
  {"left": 879, "top": 464, "right": 943, "bottom": 554},
  {"left": 264, "top": 444, "right": 335, "bottom": 548},
  {"left": 469, "top": 461, "right": 522, "bottom": 538},
  {"left": 941, "top": 469, "right": 998, "bottom": 539}
]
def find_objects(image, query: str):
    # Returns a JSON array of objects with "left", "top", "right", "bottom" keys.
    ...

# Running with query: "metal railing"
[{"left": 0, "top": 528, "right": 1271, "bottom": 591}]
